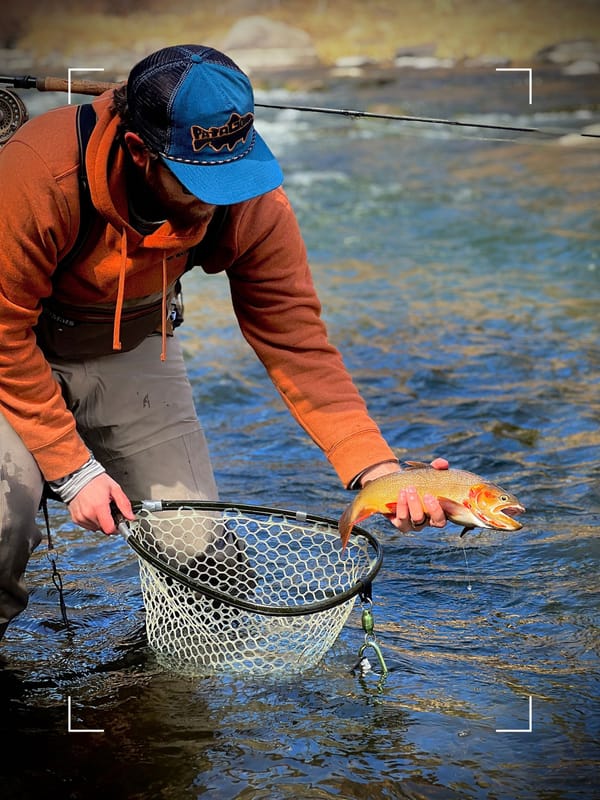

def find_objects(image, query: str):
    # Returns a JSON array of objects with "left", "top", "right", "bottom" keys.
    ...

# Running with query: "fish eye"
[{"left": 500, "top": 495, "right": 509, "bottom": 502}]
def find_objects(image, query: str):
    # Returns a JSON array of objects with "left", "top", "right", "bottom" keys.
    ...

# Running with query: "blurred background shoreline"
[{"left": 2, "top": 0, "right": 600, "bottom": 89}]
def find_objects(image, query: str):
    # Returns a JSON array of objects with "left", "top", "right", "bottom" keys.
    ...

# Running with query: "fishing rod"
[
  {"left": 1, "top": 73, "right": 598, "bottom": 142},
  {"left": 257, "top": 101, "right": 595, "bottom": 139}
]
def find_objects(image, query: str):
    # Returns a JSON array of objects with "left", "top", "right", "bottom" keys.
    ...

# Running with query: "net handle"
[{"left": 119, "top": 499, "right": 383, "bottom": 618}]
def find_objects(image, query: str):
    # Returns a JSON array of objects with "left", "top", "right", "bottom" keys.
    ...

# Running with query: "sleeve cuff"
[
  {"left": 346, "top": 459, "right": 400, "bottom": 490},
  {"left": 47, "top": 456, "right": 106, "bottom": 504}
]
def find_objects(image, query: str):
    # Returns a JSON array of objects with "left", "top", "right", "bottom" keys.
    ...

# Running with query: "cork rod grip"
[{"left": 36, "top": 76, "right": 121, "bottom": 95}]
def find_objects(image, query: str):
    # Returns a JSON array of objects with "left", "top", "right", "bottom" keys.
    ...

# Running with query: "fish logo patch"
[{"left": 190, "top": 112, "right": 254, "bottom": 154}]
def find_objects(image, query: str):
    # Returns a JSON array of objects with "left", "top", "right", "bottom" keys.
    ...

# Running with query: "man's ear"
[{"left": 123, "top": 131, "right": 152, "bottom": 168}]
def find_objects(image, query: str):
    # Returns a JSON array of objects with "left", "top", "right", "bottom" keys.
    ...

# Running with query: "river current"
[{"left": 1, "top": 65, "right": 599, "bottom": 799}]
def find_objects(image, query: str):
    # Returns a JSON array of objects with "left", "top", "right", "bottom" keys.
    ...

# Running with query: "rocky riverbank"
[
  {"left": 2, "top": 2, "right": 600, "bottom": 85},
  {"left": 2, "top": 8, "right": 600, "bottom": 150}
]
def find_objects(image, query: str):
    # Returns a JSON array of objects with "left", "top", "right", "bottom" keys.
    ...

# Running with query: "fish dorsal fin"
[{"left": 403, "top": 460, "right": 434, "bottom": 471}]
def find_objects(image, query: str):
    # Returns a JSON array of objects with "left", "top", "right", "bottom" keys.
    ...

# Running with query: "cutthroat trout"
[{"left": 339, "top": 462, "right": 524, "bottom": 547}]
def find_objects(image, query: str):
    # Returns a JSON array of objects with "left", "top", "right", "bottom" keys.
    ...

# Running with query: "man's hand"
[
  {"left": 68, "top": 473, "right": 135, "bottom": 534},
  {"left": 360, "top": 457, "right": 449, "bottom": 533}
]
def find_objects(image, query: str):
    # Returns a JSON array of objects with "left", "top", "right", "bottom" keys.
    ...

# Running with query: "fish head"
[{"left": 466, "top": 483, "right": 525, "bottom": 531}]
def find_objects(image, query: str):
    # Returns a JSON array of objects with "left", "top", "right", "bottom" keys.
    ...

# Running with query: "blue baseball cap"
[{"left": 127, "top": 44, "right": 283, "bottom": 205}]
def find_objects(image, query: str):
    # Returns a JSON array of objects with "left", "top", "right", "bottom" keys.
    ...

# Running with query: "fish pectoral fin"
[
  {"left": 437, "top": 496, "right": 467, "bottom": 516},
  {"left": 403, "top": 460, "right": 433, "bottom": 471},
  {"left": 459, "top": 526, "right": 474, "bottom": 537}
]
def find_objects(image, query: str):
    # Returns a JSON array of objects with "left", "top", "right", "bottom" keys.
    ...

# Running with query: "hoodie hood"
[{"left": 87, "top": 92, "right": 209, "bottom": 253}]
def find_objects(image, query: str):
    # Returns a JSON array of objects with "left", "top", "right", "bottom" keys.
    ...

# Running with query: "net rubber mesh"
[{"left": 127, "top": 504, "right": 378, "bottom": 676}]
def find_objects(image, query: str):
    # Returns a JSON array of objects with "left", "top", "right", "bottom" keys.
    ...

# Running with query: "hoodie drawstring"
[
  {"left": 112, "top": 230, "right": 168, "bottom": 361},
  {"left": 112, "top": 229, "right": 128, "bottom": 352},
  {"left": 160, "top": 252, "right": 167, "bottom": 362}
]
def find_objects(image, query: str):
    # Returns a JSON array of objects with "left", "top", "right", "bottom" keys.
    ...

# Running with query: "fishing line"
[
  {"left": 256, "top": 101, "right": 600, "bottom": 143},
  {"left": 461, "top": 544, "right": 473, "bottom": 592}
]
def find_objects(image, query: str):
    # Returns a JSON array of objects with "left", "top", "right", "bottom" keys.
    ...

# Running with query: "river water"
[{"left": 1, "top": 65, "right": 599, "bottom": 799}]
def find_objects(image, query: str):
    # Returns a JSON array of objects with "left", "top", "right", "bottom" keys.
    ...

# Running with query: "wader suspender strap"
[
  {"left": 40, "top": 103, "right": 97, "bottom": 629},
  {"left": 55, "top": 102, "right": 97, "bottom": 275}
]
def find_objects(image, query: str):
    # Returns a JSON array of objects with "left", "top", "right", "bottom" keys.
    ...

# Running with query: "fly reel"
[{"left": 0, "top": 87, "right": 28, "bottom": 145}]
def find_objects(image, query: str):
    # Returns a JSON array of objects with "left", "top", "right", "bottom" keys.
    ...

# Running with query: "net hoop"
[{"left": 121, "top": 499, "right": 383, "bottom": 617}]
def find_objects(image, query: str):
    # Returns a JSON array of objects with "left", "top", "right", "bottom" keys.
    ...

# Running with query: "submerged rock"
[{"left": 557, "top": 123, "right": 600, "bottom": 146}]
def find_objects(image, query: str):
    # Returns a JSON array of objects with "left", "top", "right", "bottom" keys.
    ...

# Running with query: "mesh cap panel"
[{"left": 127, "top": 45, "right": 243, "bottom": 153}]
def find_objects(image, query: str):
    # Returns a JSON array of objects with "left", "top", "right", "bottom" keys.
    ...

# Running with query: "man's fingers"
[
  {"left": 67, "top": 474, "right": 133, "bottom": 534},
  {"left": 110, "top": 486, "right": 135, "bottom": 521},
  {"left": 390, "top": 488, "right": 424, "bottom": 532},
  {"left": 389, "top": 487, "right": 447, "bottom": 532},
  {"left": 405, "top": 487, "right": 426, "bottom": 525},
  {"left": 97, "top": 504, "right": 118, "bottom": 535},
  {"left": 100, "top": 486, "right": 135, "bottom": 534},
  {"left": 422, "top": 493, "right": 446, "bottom": 527}
]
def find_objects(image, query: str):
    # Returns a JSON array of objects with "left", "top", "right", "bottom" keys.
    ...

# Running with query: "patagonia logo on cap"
[{"left": 190, "top": 111, "right": 254, "bottom": 154}]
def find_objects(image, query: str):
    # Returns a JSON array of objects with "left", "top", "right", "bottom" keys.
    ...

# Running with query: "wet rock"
[
  {"left": 395, "top": 43, "right": 437, "bottom": 58},
  {"left": 393, "top": 42, "right": 455, "bottom": 69},
  {"left": 562, "top": 59, "right": 600, "bottom": 75},
  {"left": 463, "top": 54, "right": 512, "bottom": 68},
  {"left": 331, "top": 55, "right": 385, "bottom": 80},
  {"left": 333, "top": 56, "right": 379, "bottom": 69},
  {"left": 220, "top": 16, "right": 320, "bottom": 73},
  {"left": 394, "top": 55, "right": 455, "bottom": 69},
  {"left": 535, "top": 39, "right": 600, "bottom": 65},
  {"left": 534, "top": 39, "right": 600, "bottom": 77}
]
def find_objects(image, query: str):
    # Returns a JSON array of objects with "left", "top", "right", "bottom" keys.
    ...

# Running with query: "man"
[{"left": 0, "top": 44, "right": 447, "bottom": 639}]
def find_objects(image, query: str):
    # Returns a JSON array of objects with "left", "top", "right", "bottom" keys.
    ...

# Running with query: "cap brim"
[{"left": 160, "top": 130, "right": 283, "bottom": 206}]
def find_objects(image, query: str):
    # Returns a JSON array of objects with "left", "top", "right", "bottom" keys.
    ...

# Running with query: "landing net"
[{"left": 119, "top": 500, "right": 382, "bottom": 676}]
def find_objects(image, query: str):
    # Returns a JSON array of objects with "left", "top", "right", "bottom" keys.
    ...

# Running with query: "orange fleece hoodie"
[{"left": 0, "top": 91, "right": 396, "bottom": 486}]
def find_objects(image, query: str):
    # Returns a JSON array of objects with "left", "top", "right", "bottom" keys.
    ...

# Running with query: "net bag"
[{"left": 119, "top": 500, "right": 382, "bottom": 676}]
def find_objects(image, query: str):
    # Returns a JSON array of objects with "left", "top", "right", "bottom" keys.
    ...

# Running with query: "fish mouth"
[{"left": 493, "top": 503, "right": 525, "bottom": 530}]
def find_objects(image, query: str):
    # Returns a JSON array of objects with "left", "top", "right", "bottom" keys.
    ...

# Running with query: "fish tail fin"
[{"left": 338, "top": 503, "right": 357, "bottom": 550}]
